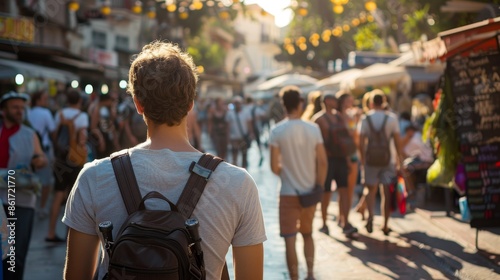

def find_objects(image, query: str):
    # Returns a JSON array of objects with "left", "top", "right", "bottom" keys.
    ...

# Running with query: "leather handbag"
[{"left": 296, "top": 184, "right": 323, "bottom": 208}]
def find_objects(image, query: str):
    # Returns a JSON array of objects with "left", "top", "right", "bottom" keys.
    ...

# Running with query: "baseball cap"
[
  {"left": 232, "top": 96, "right": 243, "bottom": 103},
  {"left": 0, "top": 91, "right": 29, "bottom": 107}
]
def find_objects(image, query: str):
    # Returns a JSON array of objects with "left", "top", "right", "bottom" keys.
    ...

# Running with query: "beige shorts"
[{"left": 279, "top": 196, "right": 316, "bottom": 238}]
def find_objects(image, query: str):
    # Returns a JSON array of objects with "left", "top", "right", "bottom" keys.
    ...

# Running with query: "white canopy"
[
  {"left": 256, "top": 74, "right": 318, "bottom": 91},
  {"left": 315, "top": 68, "right": 363, "bottom": 91},
  {"left": 0, "top": 58, "right": 79, "bottom": 83},
  {"left": 350, "top": 63, "right": 409, "bottom": 90}
]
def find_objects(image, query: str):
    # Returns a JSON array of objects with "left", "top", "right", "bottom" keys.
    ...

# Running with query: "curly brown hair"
[{"left": 128, "top": 41, "right": 198, "bottom": 126}]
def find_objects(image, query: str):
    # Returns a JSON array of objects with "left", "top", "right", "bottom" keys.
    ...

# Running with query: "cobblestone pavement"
[{"left": 24, "top": 136, "right": 500, "bottom": 280}]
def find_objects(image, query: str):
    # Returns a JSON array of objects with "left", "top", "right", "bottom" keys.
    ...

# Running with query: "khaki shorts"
[{"left": 279, "top": 196, "right": 316, "bottom": 238}]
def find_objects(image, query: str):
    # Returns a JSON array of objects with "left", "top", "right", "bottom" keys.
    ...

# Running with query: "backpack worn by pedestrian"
[
  {"left": 324, "top": 114, "right": 357, "bottom": 158},
  {"left": 365, "top": 114, "right": 391, "bottom": 166},
  {"left": 101, "top": 150, "right": 228, "bottom": 280},
  {"left": 54, "top": 111, "right": 87, "bottom": 166}
]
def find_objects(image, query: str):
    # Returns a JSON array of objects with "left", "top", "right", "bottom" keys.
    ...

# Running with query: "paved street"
[{"left": 24, "top": 136, "right": 500, "bottom": 280}]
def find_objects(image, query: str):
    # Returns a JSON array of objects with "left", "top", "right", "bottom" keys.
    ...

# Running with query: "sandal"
[
  {"left": 356, "top": 207, "right": 366, "bottom": 221},
  {"left": 45, "top": 236, "right": 66, "bottom": 243},
  {"left": 365, "top": 219, "right": 373, "bottom": 233},
  {"left": 319, "top": 225, "right": 329, "bottom": 235},
  {"left": 382, "top": 227, "right": 392, "bottom": 236}
]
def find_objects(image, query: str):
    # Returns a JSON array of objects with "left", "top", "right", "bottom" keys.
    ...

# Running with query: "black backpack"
[
  {"left": 365, "top": 114, "right": 391, "bottom": 167},
  {"left": 103, "top": 151, "right": 227, "bottom": 280}
]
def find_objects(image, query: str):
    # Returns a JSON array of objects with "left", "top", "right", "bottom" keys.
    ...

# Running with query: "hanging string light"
[
  {"left": 333, "top": 4, "right": 343, "bottom": 14},
  {"left": 132, "top": 1, "right": 142, "bottom": 14},
  {"left": 165, "top": 0, "right": 176, "bottom": 12},
  {"left": 101, "top": 0, "right": 111, "bottom": 16},
  {"left": 147, "top": 7, "right": 156, "bottom": 19},
  {"left": 297, "top": 2, "right": 308, "bottom": 17},
  {"left": 68, "top": 1, "right": 80, "bottom": 12},
  {"left": 365, "top": 1, "right": 377, "bottom": 12},
  {"left": 179, "top": 6, "right": 189, "bottom": 19}
]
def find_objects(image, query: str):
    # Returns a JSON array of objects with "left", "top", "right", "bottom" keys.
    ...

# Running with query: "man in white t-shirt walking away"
[
  {"left": 62, "top": 42, "right": 265, "bottom": 280},
  {"left": 27, "top": 90, "right": 56, "bottom": 218},
  {"left": 225, "top": 96, "right": 253, "bottom": 168},
  {"left": 269, "top": 86, "right": 327, "bottom": 280},
  {"left": 358, "top": 89, "right": 403, "bottom": 236}
]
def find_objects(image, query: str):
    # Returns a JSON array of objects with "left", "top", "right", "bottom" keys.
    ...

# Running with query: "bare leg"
[
  {"left": 46, "top": 190, "right": 65, "bottom": 239},
  {"left": 284, "top": 236, "right": 299, "bottom": 280},
  {"left": 380, "top": 184, "right": 391, "bottom": 233},
  {"left": 302, "top": 233, "right": 315, "bottom": 279},
  {"left": 241, "top": 147, "right": 248, "bottom": 169},
  {"left": 354, "top": 188, "right": 367, "bottom": 220},
  {"left": 40, "top": 184, "right": 51, "bottom": 210},
  {"left": 365, "top": 184, "right": 378, "bottom": 232},
  {"left": 338, "top": 187, "right": 349, "bottom": 228},
  {"left": 320, "top": 191, "right": 332, "bottom": 228},
  {"left": 231, "top": 140, "right": 239, "bottom": 166},
  {"left": 347, "top": 161, "right": 358, "bottom": 214}
]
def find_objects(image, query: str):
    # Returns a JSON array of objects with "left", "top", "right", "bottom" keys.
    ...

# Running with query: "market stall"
[{"left": 424, "top": 17, "right": 500, "bottom": 245}]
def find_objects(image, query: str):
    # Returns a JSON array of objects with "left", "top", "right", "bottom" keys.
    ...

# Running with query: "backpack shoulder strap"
[
  {"left": 366, "top": 115, "right": 376, "bottom": 132},
  {"left": 71, "top": 111, "right": 82, "bottom": 122},
  {"left": 323, "top": 113, "right": 335, "bottom": 128},
  {"left": 111, "top": 149, "right": 142, "bottom": 215},
  {"left": 380, "top": 114, "right": 389, "bottom": 132},
  {"left": 58, "top": 111, "right": 65, "bottom": 123},
  {"left": 177, "top": 153, "right": 224, "bottom": 218}
]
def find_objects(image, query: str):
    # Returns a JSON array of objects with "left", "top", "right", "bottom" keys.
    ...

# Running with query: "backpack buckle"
[{"left": 189, "top": 162, "right": 212, "bottom": 181}]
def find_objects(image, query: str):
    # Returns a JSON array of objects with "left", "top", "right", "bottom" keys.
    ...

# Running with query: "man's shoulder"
[
  {"left": 311, "top": 111, "right": 325, "bottom": 123},
  {"left": 20, "top": 124, "right": 36, "bottom": 135}
]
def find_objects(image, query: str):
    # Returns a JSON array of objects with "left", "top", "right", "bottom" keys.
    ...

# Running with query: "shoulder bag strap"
[
  {"left": 71, "top": 111, "right": 82, "bottom": 122},
  {"left": 177, "top": 153, "right": 224, "bottom": 218},
  {"left": 234, "top": 110, "right": 247, "bottom": 138},
  {"left": 111, "top": 149, "right": 142, "bottom": 215}
]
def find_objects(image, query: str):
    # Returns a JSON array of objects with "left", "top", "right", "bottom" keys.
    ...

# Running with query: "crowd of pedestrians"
[{"left": 0, "top": 44, "right": 434, "bottom": 280}]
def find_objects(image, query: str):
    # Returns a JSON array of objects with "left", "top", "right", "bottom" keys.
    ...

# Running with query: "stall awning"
[
  {"left": 315, "top": 68, "right": 363, "bottom": 91},
  {"left": 439, "top": 17, "right": 500, "bottom": 60},
  {"left": 350, "top": 63, "right": 409, "bottom": 90},
  {"left": 0, "top": 58, "right": 79, "bottom": 83}
]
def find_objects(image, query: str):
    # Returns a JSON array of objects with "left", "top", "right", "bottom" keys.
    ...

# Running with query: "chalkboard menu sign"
[{"left": 448, "top": 52, "right": 500, "bottom": 228}]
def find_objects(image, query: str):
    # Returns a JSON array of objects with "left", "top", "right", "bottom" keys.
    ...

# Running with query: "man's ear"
[
  {"left": 133, "top": 95, "right": 144, "bottom": 114},
  {"left": 188, "top": 100, "right": 194, "bottom": 112}
]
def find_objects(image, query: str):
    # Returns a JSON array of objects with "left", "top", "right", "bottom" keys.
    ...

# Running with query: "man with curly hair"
[{"left": 63, "top": 41, "right": 266, "bottom": 280}]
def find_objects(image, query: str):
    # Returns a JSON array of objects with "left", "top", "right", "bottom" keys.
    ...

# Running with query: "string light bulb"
[
  {"left": 365, "top": 1, "right": 377, "bottom": 12},
  {"left": 68, "top": 1, "right": 80, "bottom": 12},
  {"left": 333, "top": 4, "right": 344, "bottom": 14},
  {"left": 132, "top": 1, "right": 142, "bottom": 13}
]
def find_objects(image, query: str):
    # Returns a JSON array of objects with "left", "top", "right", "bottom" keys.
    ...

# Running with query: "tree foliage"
[{"left": 283, "top": 0, "right": 497, "bottom": 70}]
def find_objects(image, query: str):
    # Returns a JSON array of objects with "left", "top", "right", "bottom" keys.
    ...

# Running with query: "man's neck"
[
  {"left": 147, "top": 119, "right": 197, "bottom": 152},
  {"left": 287, "top": 110, "right": 302, "bottom": 120},
  {"left": 325, "top": 107, "right": 336, "bottom": 115},
  {"left": 1, "top": 119, "right": 18, "bottom": 129}
]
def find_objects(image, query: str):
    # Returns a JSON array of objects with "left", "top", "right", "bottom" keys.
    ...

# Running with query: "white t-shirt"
[
  {"left": 54, "top": 107, "right": 89, "bottom": 131},
  {"left": 269, "top": 119, "right": 324, "bottom": 196},
  {"left": 225, "top": 108, "right": 252, "bottom": 140},
  {"left": 28, "top": 106, "right": 56, "bottom": 148},
  {"left": 62, "top": 144, "right": 266, "bottom": 280},
  {"left": 404, "top": 131, "right": 434, "bottom": 163}
]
